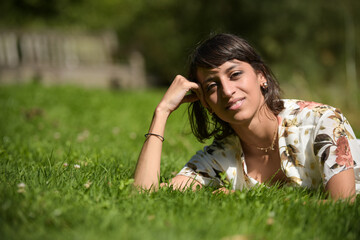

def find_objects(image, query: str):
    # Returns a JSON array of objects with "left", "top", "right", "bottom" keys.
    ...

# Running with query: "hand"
[
  {"left": 157, "top": 75, "right": 209, "bottom": 115},
  {"left": 212, "top": 187, "right": 235, "bottom": 194}
]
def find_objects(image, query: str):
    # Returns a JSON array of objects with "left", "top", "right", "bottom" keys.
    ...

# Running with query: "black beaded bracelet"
[{"left": 145, "top": 133, "right": 165, "bottom": 142}]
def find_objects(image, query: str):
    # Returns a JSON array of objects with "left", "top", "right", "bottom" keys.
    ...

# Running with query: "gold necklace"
[{"left": 255, "top": 127, "right": 278, "bottom": 153}]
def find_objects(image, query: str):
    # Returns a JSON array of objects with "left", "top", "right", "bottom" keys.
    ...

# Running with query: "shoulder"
[
  {"left": 279, "top": 99, "right": 345, "bottom": 126},
  {"left": 280, "top": 99, "right": 338, "bottom": 115},
  {"left": 277, "top": 99, "right": 356, "bottom": 147}
]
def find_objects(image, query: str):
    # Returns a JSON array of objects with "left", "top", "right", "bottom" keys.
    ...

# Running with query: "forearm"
[
  {"left": 134, "top": 108, "right": 170, "bottom": 190},
  {"left": 133, "top": 75, "right": 203, "bottom": 190}
]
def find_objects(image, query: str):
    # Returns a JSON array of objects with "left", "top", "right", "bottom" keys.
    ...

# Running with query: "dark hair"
[{"left": 188, "top": 33, "right": 284, "bottom": 142}]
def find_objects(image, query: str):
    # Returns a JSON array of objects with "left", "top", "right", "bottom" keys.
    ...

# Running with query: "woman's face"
[{"left": 197, "top": 59, "right": 267, "bottom": 126}]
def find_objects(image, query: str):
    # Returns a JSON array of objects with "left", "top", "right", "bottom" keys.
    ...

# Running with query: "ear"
[{"left": 257, "top": 72, "right": 267, "bottom": 85}]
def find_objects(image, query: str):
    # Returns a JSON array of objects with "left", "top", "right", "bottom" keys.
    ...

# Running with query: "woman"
[{"left": 134, "top": 33, "right": 360, "bottom": 200}]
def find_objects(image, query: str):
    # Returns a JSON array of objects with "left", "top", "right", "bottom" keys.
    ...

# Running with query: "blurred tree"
[{"left": 0, "top": 0, "right": 358, "bottom": 96}]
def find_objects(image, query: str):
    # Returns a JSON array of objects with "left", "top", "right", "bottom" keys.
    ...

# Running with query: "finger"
[
  {"left": 212, "top": 188, "right": 226, "bottom": 195},
  {"left": 212, "top": 189, "right": 220, "bottom": 194},
  {"left": 182, "top": 93, "right": 199, "bottom": 103},
  {"left": 192, "top": 84, "right": 211, "bottom": 110},
  {"left": 169, "top": 76, "right": 210, "bottom": 111}
]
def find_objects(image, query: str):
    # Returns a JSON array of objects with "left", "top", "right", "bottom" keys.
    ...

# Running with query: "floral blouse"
[{"left": 177, "top": 99, "right": 360, "bottom": 193}]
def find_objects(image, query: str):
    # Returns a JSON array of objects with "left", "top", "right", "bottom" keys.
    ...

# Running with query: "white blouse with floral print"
[{"left": 177, "top": 99, "right": 360, "bottom": 193}]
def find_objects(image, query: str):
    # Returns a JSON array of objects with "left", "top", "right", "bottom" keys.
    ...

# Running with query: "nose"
[{"left": 220, "top": 78, "right": 235, "bottom": 98}]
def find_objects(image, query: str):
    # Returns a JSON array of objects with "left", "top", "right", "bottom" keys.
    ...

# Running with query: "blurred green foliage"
[{"left": 0, "top": 0, "right": 359, "bottom": 106}]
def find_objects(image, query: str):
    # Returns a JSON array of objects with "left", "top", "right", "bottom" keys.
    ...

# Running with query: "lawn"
[{"left": 0, "top": 84, "right": 359, "bottom": 240}]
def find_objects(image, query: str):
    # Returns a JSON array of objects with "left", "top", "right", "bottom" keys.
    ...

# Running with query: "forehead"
[{"left": 196, "top": 59, "right": 252, "bottom": 82}]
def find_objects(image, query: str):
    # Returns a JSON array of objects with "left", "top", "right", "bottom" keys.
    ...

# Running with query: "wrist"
[{"left": 155, "top": 103, "right": 171, "bottom": 118}]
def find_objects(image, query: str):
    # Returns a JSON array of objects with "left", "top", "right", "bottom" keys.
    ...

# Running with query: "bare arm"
[
  {"left": 325, "top": 168, "right": 356, "bottom": 202},
  {"left": 134, "top": 75, "right": 207, "bottom": 190},
  {"left": 213, "top": 169, "right": 357, "bottom": 201}
]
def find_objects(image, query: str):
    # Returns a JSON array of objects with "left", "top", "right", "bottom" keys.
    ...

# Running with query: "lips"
[{"left": 226, "top": 98, "right": 245, "bottom": 110}]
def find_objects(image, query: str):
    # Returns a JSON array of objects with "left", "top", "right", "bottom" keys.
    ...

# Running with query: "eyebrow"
[
  {"left": 224, "top": 64, "right": 238, "bottom": 74},
  {"left": 204, "top": 76, "right": 216, "bottom": 84}
]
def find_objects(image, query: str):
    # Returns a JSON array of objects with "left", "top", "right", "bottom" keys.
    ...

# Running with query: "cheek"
[
  {"left": 245, "top": 80, "right": 262, "bottom": 96},
  {"left": 205, "top": 93, "right": 218, "bottom": 106}
]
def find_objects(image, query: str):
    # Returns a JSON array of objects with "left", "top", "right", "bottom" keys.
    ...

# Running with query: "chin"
[{"left": 218, "top": 111, "right": 253, "bottom": 125}]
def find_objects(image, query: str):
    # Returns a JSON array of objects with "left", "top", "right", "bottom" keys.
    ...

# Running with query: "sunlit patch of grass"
[{"left": 0, "top": 84, "right": 359, "bottom": 240}]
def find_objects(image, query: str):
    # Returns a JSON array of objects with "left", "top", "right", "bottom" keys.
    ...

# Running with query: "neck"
[{"left": 231, "top": 107, "right": 278, "bottom": 153}]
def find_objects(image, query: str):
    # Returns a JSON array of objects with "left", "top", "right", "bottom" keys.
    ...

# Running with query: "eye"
[
  {"left": 206, "top": 82, "right": 217, "bottom": 92},
  {"left": 230, "top": 71, "right": 243, "bottom": 80}
]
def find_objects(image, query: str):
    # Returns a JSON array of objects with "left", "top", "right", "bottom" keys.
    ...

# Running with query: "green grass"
[{"left": 0, "top": 84, "right": 359, "bottom": 240}]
